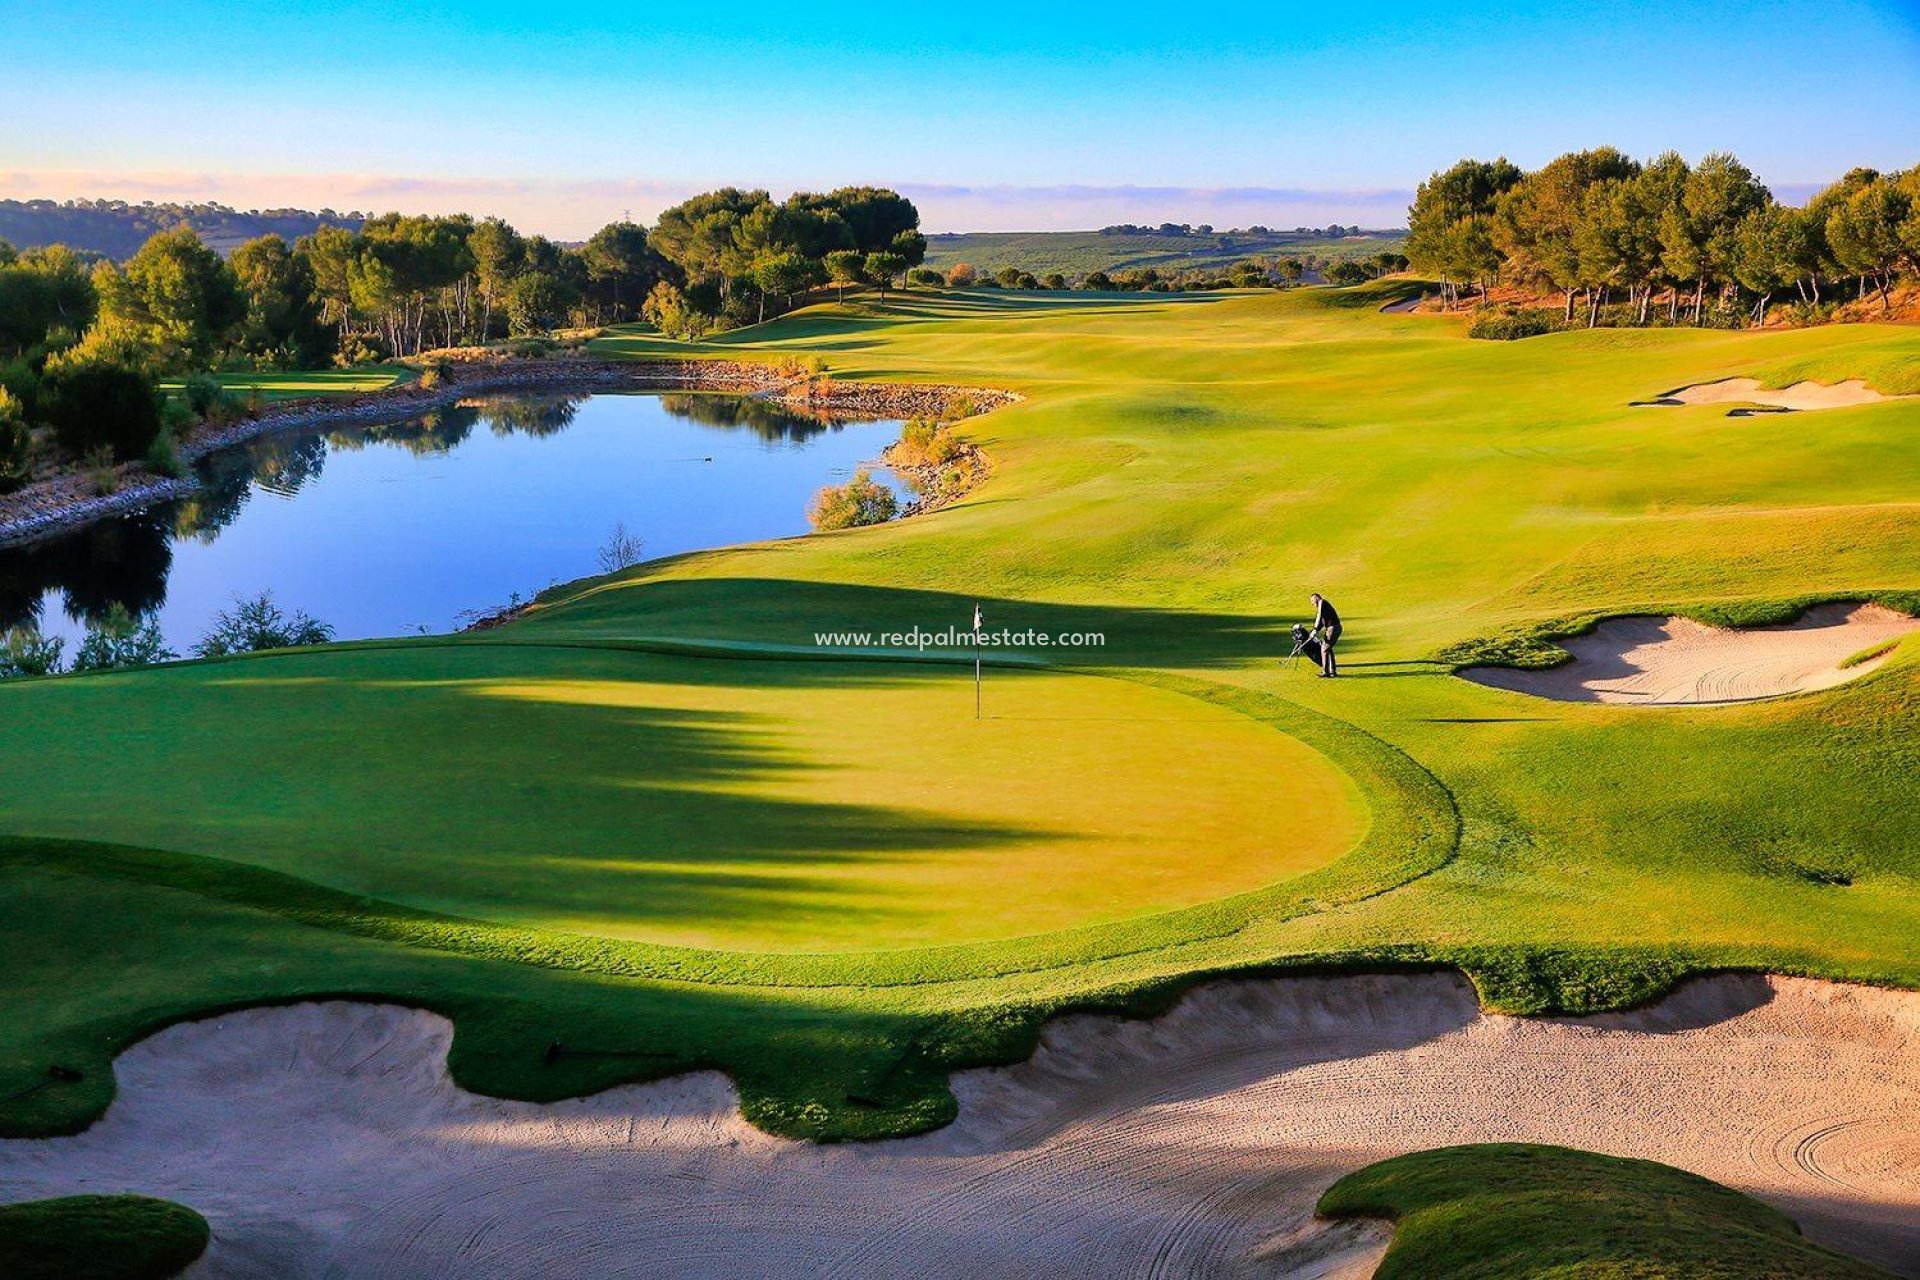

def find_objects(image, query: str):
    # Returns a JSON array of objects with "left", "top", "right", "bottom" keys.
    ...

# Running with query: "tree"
[
  {"left": 0, "top": 387, "right": 29, "bottom": 493},
  {"left": 994, "top": 266, "right": 1023, "bottom": 288},
  {"left": 1826, "top": 176, "right": 1912, "bottom": 312},
  {"left": 0, "top": 243, "right": 97, "bottom": 357},
  {"left": 100, "top": 226, "right": 245, "bottom": 367},
  {"left": 1732, "top": 204, "right": 1798, "bottom": 325},
  {"left": 1407, "top": 157, "right": 1523, "bottom": 306},
  {"left": 294, "top": 224, "right": 360, "bottom": 346},
  {"left": 828, "top": 187, "right": 919, "bottom": 253},
  {"left": 1325, "top": 261, "right": 1370, "bottom": 286},
  {"left": 504, "top": 271, "right": 576, "bottom": 335},
  {"left": 946, "top": 262, "right": 978, "bottom": 287},
  {"left": 194, "top": 591, "right": 334, "bottom": 656},
  {"left": 231, "top": 234, "right": 332, "bottom": 367},
  {"left": 864, "top": 252, "right": 907, "bottom": 301},
  {"left": 641, "top": 281, "right": 709, "bottom": 341},
  {"left": 1041, "top": 272, "right": 1067, "bottom": 290},
  {"left": 1083, "top": 270, "right": 1114, "bottom": 290},
  {"left": 1276, "top": 259, "right": 1304, "bottom": 287},
  {"left": 749, "top": 250, "right": 813, "bottom": 322},
  {"left": 824, "top": 249, "right": 865, "bottom": 303},
  {"left": 579, "top": 221, "right": 659, "bottom": 323},
  {"left": 1493, "top": 147, "right": 1640, "bottom": 320},
  {"left": 467, "top": 217, "right": 525, "bottom": 338},
  {"left": 907, "top": 266, "right": 945, "bottom": 288}
]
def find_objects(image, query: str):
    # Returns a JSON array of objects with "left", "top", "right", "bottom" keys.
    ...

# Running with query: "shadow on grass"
[{"left": 507, "top": 575, "right": 1331, "bottom": 670}]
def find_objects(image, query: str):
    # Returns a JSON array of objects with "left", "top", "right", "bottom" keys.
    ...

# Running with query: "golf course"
[{"left": 2, "top": 282, "right": 1917, "bottom": 1273}]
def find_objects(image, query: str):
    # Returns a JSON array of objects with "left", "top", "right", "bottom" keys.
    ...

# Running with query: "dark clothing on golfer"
[{"left": 1313, "top": 597, "right": 1342, "bottom": 675}]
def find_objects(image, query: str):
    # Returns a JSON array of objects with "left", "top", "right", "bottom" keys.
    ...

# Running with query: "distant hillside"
[
  {"left": 0, "top": 199, "right": 365, "bottom": 259},
  {"left": 922, "top": 227, "right": 1406, "bottom": 277}
]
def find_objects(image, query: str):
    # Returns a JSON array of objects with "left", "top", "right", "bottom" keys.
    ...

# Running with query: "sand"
[
  {"left": 1648, "top": 378, "right": 1891, "bottom": 411},
  {"left": 1462, "top": 602, "right": 1919, "bottom": 705},
  {"left": 2, "top": 972, "right": 1915, "bottom": 1279}
]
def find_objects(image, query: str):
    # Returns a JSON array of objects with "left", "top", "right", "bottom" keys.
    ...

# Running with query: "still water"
[{"left": 0, "top": 392, "right": 906, "bottom": 648}]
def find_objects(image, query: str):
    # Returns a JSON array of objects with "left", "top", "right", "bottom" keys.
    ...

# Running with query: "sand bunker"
[
  {"left": 1462, "top": 602, "right": 1918, "bottom": 705},
  {"left": 2, "top": 972, "right": 1916, "bottom": 1279},
  {"left": 1646, "top": 377, "right": 1892, "bottom": 411}
]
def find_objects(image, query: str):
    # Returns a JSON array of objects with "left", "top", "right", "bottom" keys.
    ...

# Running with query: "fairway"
[{"left": 0, "top": 645, "right": 1363, "bottom": 951}]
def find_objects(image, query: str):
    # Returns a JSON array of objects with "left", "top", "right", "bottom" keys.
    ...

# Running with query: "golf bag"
[{"left": 1288, "top": 623, "right": 1327, "bottom": 669}]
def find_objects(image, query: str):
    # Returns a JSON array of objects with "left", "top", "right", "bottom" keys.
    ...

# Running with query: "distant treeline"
[
  {"left": 0, "top": 199, "right": 366, "bottom": 261},
  {"left": 1407, "top": 149, "right": 1920, "bottom": 325}
]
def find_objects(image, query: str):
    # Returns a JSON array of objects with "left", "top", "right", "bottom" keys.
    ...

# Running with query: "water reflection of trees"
[
  {"left": 0, "top": 513, "right": 174, "bottom": 632},
  {"left": 470, "top": 394, "right": 584, "bottom": 438},
  {"left": 655, "top": 393, "right": 847, "bottom": 443}
]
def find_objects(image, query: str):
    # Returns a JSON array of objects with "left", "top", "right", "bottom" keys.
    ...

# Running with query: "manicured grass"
[
  {"left": 1319, "top": 1144, "right": 1893, "bottom": 1278},
  {"left": 1, "top": 283, "right": 1914, "bottom": 1141},
  {"left": 0, "top": 645, "right": 1363, "bottom": 952},
  {"left": 0, "top": 1195, "right": 209, "bottom": 1280},
  {"left": 157, "top": 365, "right": 412, "bottom": 402}
]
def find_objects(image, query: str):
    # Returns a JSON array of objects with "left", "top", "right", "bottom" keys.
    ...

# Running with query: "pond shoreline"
[{"left": 0, "top": 359, "right": 1018, "bottom": 550}]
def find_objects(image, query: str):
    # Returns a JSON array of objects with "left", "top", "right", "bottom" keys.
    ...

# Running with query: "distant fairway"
[
  {"left": 0, "top": 646, "right": 1363, "bottom": 951},
  {"left": 1, "top": 281, "right": 1915, "bottom": 1144}
]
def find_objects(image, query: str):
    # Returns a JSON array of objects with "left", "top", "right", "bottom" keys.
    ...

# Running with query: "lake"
[{"left": 0, "top": 392, "right": 907, "bottom": 650}]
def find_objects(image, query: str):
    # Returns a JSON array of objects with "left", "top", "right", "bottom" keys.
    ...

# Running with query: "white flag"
[{"left": 972, "top": 603, "right": 983, "bottom": 634}]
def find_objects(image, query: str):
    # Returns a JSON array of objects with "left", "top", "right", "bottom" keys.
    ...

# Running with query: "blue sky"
[{"left": 3, "top": 0, "right": 1916, "bottom": 235}]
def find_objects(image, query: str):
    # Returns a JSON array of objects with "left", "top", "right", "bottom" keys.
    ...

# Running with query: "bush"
[
  {"left": 1324, "top": 261, "right": 1372, "bottom": 286},
  {"left": 893, "top": 417, "right": 963, "bottom": 467},
  {"left": 906, "top": 267, "right": 945, "bottom": 289},
  {"left": 1468, "top": 306, "right": 1565, "bottom": 341},
  {"left": 946, "top": 263, "right": 977, "bottom": 287},
  {"left": 39, "top": 359, "right": 162, "bottom": 461},
  {"left": 181, "top": 372, "right": 223, "bottom": 417},
  {"left": 1042, "top": 272, "right": 1068, "bottom": 291},
  {"left": 808, "top": 468, "right": 898, "bottom": 531},
  {"left": 1084, "top": 271, "right": 1114, "bottom": 291},
  {"left": 71, "top": 605, "right": 175, "bottom": 671},
  {"left": 193, "top": 591, "right": 333, "bottom": 657},
  {"left": 334, "top": 333, "right": 390, "bottom": 368},
  {"left": 144, "top": 429, "right": 185, "bottom": 479},
  {"left": 0, "top": 626, "right": 64, "bottom": 678},
  {"left": 0, "top": 386, "right": 29, "bottom": 493}
]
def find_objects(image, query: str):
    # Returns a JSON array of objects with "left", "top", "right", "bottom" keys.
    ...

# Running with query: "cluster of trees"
[
  {"left": 1096, "top": 222, "right": 1367, "bottom": 239},
  {"left": 1408, "top": 148, "right": 1920, "bottom": 324},
  {"left": 637, "top": 186, "right": 926, "bottom": 338}
]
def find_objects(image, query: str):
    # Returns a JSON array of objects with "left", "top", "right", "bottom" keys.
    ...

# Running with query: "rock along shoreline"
[{"left": 0, "top": 358, "right": 1019, "bottom": 550}]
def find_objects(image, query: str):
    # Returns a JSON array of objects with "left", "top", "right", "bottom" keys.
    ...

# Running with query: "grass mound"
[
  {"left": 0, "top": 1195, "right": 209, "bottom": 1280},
  {"left": 1318, "top": 1143, "right": 1893, "bottom": 1278}
]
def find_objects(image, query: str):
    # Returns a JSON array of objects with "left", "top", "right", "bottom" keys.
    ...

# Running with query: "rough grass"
[
  {"left": 0, "top": 1195, "right": 209, "bottom": 1280},
  {"left": 1319, "top": 1144, "right": 1894, "bottom": 1278},
  {"left": 1, "top": 285, "right": 1915, "bottom": 1142}
]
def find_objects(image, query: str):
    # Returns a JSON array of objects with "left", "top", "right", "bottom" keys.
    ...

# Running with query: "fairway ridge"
[
  {"left": 1462, "top": 602, "right": 1918, "bottom": 705},
  {"left": 3, "top": 972, "right": 1913, "bottom": 1277}
]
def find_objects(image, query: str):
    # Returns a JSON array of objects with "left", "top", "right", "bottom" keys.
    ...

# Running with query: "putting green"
[{"left": 0, "top": 644, "right": 1363, "bottom": 952}]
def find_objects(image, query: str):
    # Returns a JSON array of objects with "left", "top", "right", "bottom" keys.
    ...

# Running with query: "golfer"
[{"left": 1309, "top": 593, "right": 1342, "bottom": 677}]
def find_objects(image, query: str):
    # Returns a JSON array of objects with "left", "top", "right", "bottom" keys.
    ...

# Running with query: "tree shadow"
[{"left": 510, "top": 576, "right": 1325, "bottom": 670}]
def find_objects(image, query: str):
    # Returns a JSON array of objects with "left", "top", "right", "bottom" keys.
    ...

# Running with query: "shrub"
[
  {"left": 1468, "top": 306, "right": 1565, "bottom": 341},
  {"left": 906, "top": 267, "right": 945, "bottom": 289},
  {"left": 808, "top": 468, "right": 898, "bottom": 531},
  {"left": 994, "top": 267, "right": 1023, "bottom": 288},
  {"left": 946, "top": 263, "right": 977, "bottom": 287},
  {"left": 39, "top": 359, "right": 162, "bottom": 461},
  {"left": 193, "top": 591, "right": 334, "bottom": 657},
  {"left": 182, "top": 372, "right": 224, "bottom": 417},
  {"left": 0, "top": 387, "right": 29, "bottom": 493},
  {"left": 334, "top": 333, "right": 390, "bottom": 367},
  {"left": 893, "top": 417, "right": 964, "bottom": 467},
  {"left": 0, "top": 626, "right": 64, "bottom": 678},
  {"left": 144, "top": 429, "right": 185, "bottom": 479},
  {"left": 71, "top": 605, "right": 175, "bottom": 671},
  {"left": 1084, "top": 271, "right": 1114, "bottom": 291},
  {"left": 1042, "top": 272, "right": 1067, "bottom": 290},
  {"left": 596, "top": 522, "right": 645, "bottom": 574}
]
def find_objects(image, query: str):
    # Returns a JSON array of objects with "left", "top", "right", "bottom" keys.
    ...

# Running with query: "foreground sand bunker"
[
  {"left": 2, "top": 973, "right": 1915, "bottom": 1279},
  {"left": 1462, "top": 602, "right": 1918, "bottom": 705},
  {"left": 1642, "top": 377, "right": 1893, "bottom": 411}
]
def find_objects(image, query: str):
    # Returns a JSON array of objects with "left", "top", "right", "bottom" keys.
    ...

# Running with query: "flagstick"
[{"left": 973, "top": 601, "right": 983, "bottom": 720}]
